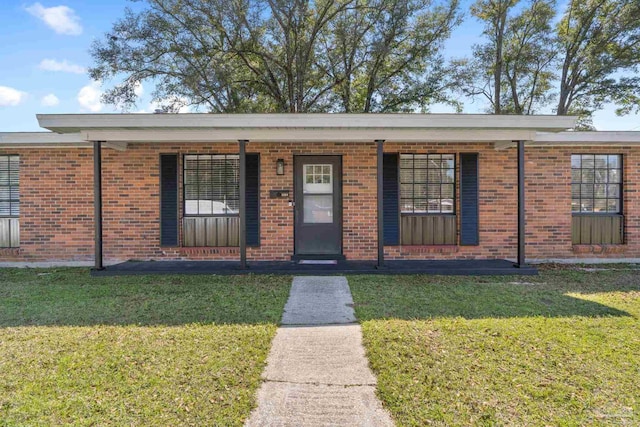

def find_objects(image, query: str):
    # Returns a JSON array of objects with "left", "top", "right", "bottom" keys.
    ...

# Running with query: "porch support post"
[
  {"left": 239, "top": 139, "right": 247, "bottom": 269},
  {"left": 516, "top": 140, "right": 526, "bottom": 267},
  {"left": 376, "top": 139, "right": 385, "bottom": 268},
  {"left": 93, "top": 141, "right": 104, "bottom": 270}
]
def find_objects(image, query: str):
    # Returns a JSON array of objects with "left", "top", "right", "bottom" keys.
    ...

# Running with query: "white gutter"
[
  {"left": 0, "top": 133, "right": 127, "bottom": 151},
  {"left": 79, "top": 128, "right": 538, "bottom": 143},
  {"left": 534, "top": 131, "right": 640, "bottom": 145}
]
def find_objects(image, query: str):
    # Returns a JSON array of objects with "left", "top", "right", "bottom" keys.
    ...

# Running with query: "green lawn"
[
  {"left": 349, "top": 267, "right": 640, "bottom": 426},
  {"left": 0, "top": 268, "right": 291, "bottom": 426}
]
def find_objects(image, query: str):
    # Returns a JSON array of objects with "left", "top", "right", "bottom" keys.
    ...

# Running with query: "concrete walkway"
[{"left": 246, "top": 276, "right": 394, "bottom": 427}]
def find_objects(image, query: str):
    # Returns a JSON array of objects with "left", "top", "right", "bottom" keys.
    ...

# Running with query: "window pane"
[
  {"left": 184, "top": 154, "right": 239, "bottom": 216},
  {"left": 225, "top": 199, "right": 239, "bottom": 213},
  {"left": 400, "top": 199, "right": 414, "bottom": 213},
  {"left": 571, "top": 200, "right": 580, "bottom": 212},
  {"left": 427, "top": 200, "right": 440, "bottom": 213},
  {"left": 608, "top": 155, "right": 620, "bottom": 168},
  {"left": 571, "top": 155, "right": 581, "bottom": 168},
  {"left": 594, "top": 184, "right": 606, "bottom": 198},
  {"left": 609, "top": 169, "right": 621, "bottom": 183},
  {"left": 441, "top": 155, "right": 455, "bottom": 169},
  {"left": 442, "top": 169, "right": 455, "bottom": 183},
  {"left": 400, "top": 156, "right": 413, "bottom": 169},
  {"left": 571, "top": 169, "right": 581, "bottom": 182},
  {"left": 414, "top": 199, "right": 427, "bottom": 213},
  {"left": 441, "top": 184, "right": 454, "bottom": 198},
  {"left": 607, "top": 184, "right": 620, "bottom": 198},
  {"left": 400, "top": 184, "right": 413, "bottom": 199},
  {"left": 413, "top": 183, "right": 427, "bottom": 198},
  {"left": 0, "top": 187, "right": 9, "bottom": 200},
  {"left": 400, "top": 153, "right": 455, "bottom": 215},
  {"left": 303, "top": 164, "right": 332, "bottom": 193},
  {"left": 580, "top": 199, "right": 593, "bottom": 212},
  {"left": 10, "top": 202, "right": 19, "bottom": 216},
  {"left": 594, "top": 155, "right": 608, "bottom": 168},
  {"left": 607, "top": 199, "right": 620, "bottom": 213},
  {"left": 427, "top": 184, "right": 440, "bottom": 198},
  {"left": 571, "top": 184, "right": 581, "bottom": 199},
  {"left": 427, "top": 169, "right": 440, "bottom": 183},
  {"left": 413, "top": 168, "right": 427, "bottom": 183},
  {"left": 594, "top": 199, "right": 607, "bottom": 212},
  {"left": 581, "top": 184, "right": 594, "bottom": 198},
  {"left": 581, "top": 154, "right": 595, "bottom": 168},
  {"left": 594, "top": 169, "right": 608, "bottom": 183},
  {"left": 414, "top": 155, "right": 428, "bottom": 169},
  {"left": 581, "top": 169, "right": 594, "bottom": 183},
  {"left": 399, "top": 168, "right": 413, "bottom": 183},
  {"left": 197, "top": 200, "right": 214, "bottom": 215},
  {"left": 0, "top": 201, "right": 9, "bottom": 216}
]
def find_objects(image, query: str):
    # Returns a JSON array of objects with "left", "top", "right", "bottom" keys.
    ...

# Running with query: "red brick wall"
[
  {"left": 0, "top": 148, "right": 94, "bottom": 261},
  {"left": 1, "top": 143, "right": 639, "bottom": 263}
]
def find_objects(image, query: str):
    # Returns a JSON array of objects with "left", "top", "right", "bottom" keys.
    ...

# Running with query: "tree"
[
  {"left": 555, "top": 0, "right": 640, "bottom": 118},
  {"left": 459, "top": 0, "right": 556, "bottom": 114},
  {"left": 89, "top": 0, "right": 461, "bottom": 113},
  {"left": 501, "top": 0, "right": 556, "bottom": 114}
]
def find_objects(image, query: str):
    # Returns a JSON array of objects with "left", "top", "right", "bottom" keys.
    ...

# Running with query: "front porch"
[{"left": 90, "top": 259, "right": 537, "bottom": 276}]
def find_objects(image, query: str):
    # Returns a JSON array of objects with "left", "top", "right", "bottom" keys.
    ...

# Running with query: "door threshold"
[
  {"left": 298, "top": 259, "right": 338, "bottom": 265},
  {"left": 291, "top": 254, "right": 346, "bottom": 261}
]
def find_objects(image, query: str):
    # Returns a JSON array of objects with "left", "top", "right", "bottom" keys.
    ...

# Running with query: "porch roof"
[
  {"left": 2, "top": 114, "right": 640, "bottom": 148},
  {"left": 33, "top": 113, "right": 574, "bottom": 144}
]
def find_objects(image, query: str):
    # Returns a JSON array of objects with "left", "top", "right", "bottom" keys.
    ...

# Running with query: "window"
[
  {"left": 0, "top": 155, "right": 19, "bottom": 217},
  {"left": 400, "top": 154, "right": 455, "bottom": 214},
  {"left": 183, "top": 154, "right": 239, "bottom": 215},
  {"left": 571, "top": 154, "right": 621, "bottom": 213}
]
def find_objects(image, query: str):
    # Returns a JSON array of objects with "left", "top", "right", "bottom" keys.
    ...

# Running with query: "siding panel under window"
[{"left": 572, "top": 215, "right": 623, "bottom": 245}]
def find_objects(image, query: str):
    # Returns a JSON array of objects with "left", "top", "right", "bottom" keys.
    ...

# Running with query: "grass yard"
[
  {"left": 0, "top": 268, "right": 291, "bottom": 426},
  {"left": 349, "top": 266, "right": 640, "bottom": 426}
]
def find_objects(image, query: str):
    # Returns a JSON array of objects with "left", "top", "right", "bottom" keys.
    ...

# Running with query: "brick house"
[{"left": 1, "top": 113, "right": 639, "bottom": 269}]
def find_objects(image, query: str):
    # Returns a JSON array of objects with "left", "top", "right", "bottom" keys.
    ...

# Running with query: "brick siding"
[{"left": 1, "top": 142, "right": 639, "bottom": 263}]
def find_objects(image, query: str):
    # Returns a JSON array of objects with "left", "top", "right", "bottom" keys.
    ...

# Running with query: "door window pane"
[
  {"left": 303, "top": 164, "right": 332, "bottom": 194},
  {"left": 304, "top": 195, "right": 333, "bottom": 223}
]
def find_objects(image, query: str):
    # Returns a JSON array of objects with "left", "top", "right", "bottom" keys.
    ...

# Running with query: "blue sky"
[{"left": 0, "top": 0, "right": 637, "bottom": 132}]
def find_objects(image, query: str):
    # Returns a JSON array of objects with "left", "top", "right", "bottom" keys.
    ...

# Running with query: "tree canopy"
[
  {"left": 457, "top": 0, "right": 640, "bottom": 124},
  {"left": 89, "top": 0, "right": 461, "bottom": 113},
  {"left": 90, "top": 0, "right": 640, "bottom": 124}
]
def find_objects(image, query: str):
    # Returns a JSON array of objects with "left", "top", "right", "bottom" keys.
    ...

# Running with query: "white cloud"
[
  {"left": 39, "top": 58, "right": 85, "bottom": 74},
  {"left": 41, "top": 93, "right": 60, "bottom": 107},
  {"left": 26, "top": 3, "right": 82, "bottom": 36},
  {"left": 0, "top": 86, "right": 27, "bottom": 107},
  {"left": 77, "top": 81, "right": 103, "bottom": 112},
  {"left": 134, "top": 82, "right": 144, "bottom": 97}
]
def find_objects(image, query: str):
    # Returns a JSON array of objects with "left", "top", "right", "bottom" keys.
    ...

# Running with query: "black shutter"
[
  {"left": 383, "top": 153, "right": 399, "bottom": 245},
  {"left": 246, "top": 154, "right": 260, "bottom": 246},
  {"left": 460, "top": 153, "right": 479, "bottom": 245},
  {"left": 160, "top": 154, "right": 179, "bottom": 246}
]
